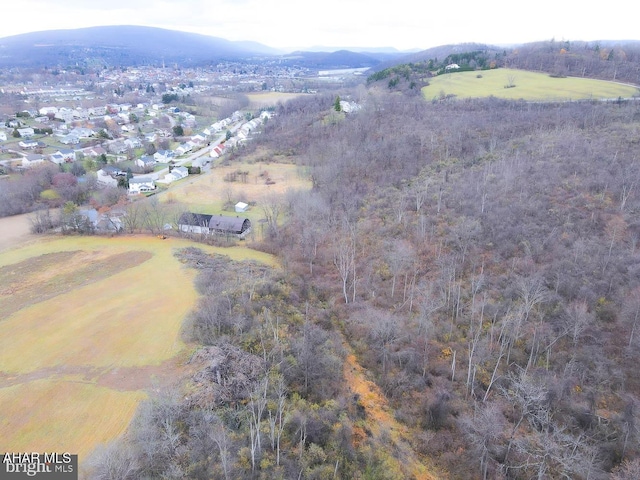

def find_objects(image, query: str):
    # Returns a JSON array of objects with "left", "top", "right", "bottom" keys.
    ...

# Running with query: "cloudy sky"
[{"left": 1, "top": 0, "right": 638, "bottom": 51}]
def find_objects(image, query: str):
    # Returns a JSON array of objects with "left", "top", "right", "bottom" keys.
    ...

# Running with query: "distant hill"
[
  {"left": 277, "top": 50, "right": 386, "bottom": 69},
  {"left": 0, "top": 25, "right": 282, "bottom": 68},
  {"left": 369, "top": 40, "right": 640, "bottom": 85},
  {"left": 371, "top": 42, "right": 504, "bottom": 72}
]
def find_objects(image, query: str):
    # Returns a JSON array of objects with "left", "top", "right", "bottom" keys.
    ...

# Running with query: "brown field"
[
  {"left": 246, "top": 92, "right": 310, "bottom": 109},
  {"left": 0, "top": 234, "right": 274, "bottom": 460}
]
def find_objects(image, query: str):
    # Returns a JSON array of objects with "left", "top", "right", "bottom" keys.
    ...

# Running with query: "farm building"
[{"left": 178, "top": 213, "right": 251, "bottom": 238}]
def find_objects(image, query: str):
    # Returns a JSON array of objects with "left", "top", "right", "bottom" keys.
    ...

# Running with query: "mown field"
[
  {"left": 0, "top": 233, "right": 273, "bottom": 459},
  {"left": 422, "top": 67, "right": 640, "bottom": 101}
]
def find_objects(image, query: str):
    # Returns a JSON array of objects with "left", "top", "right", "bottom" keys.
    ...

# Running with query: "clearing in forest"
[
  {"left": 422, "top": 68, "right": 639, "bottom": 101},
  {"left": 163, "top": 157, "right": 311, "bottom": 226}
]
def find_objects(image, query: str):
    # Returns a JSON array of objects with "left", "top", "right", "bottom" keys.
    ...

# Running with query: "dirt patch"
[
  {"left": 0, "top": 213, "right": 36, "bottom": 252},
  {"left": 0, "top": 249, "right": 153, "bottom": 320},
  {"left": 344, "top": 352, "right": 440, "bottom": 480}
]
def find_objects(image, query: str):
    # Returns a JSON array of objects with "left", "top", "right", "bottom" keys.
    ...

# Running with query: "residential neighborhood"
[{"left": 0, "top": 92, "right": 271, "bottom": 195}]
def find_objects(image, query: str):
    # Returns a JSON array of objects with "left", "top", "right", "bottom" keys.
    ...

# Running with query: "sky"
[{"left": 1, "top": 0, "right": 638, "bottom": 52}]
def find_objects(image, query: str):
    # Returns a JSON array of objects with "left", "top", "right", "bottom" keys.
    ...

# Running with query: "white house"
[
  {"left": 164, "top": 166, "right": 188, "bottom": 183},
  {"left": 135, "top": 155, "right": 156, "bottom": 169},
  {"left": 19, "top": 140, "right": 39, "bottom": 149},
  {"left": 235, "top": 201, "right": 249, "bottom": 213},
  {"left": 128, "top": 177, "right": 156, "bottom": 194},
  {"left": 56, "top": 149, "right": 76, "bottom": 162},
  {"left": 0, "top": 131, "right": 7, "bottom": 141},
  {"left": 17, "top": 127, "right": 35, "bottom": 138},
  {"left": 21, "top": 154, "right": 46, "bottom": 168},
  {"left": 49, "top": 153, "right": 65, "bottom": 165}
]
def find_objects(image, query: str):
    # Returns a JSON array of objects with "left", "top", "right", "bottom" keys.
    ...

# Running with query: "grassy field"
[
  {"left": 422, "top": 68, "right": 640, "bottom": 101},
  {"left": 0, "top": 234, "right": 274, "bottom": 459},
  {"left": 162, "top": 153, "right": 312, "bottom": 236}
]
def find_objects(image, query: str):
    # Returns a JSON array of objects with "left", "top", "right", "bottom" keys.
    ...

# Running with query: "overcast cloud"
[{"left": 1, "top": 0, "right": 638, "bottom": 51}]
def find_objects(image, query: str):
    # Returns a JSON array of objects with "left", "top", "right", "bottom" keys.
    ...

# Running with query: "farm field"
[
  {"left": 0, "top": 233, "right": 274, "bottom": 459},
  {"left": 422, "top": 67, "right": 640, "bottom": 101}
]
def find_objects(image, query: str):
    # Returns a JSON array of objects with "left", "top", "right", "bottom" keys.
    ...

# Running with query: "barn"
[{"left": 178, "top": 213, "right": 252, "bottom": 239}]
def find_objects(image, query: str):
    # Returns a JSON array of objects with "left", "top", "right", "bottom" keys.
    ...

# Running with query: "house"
[
  {"left": 235, "top": 201, "right": 249, "bottom": 213},
  {"left": 209, "top": 143, "right": 225, "bottom": 158},
  {"left": 55, "top": 109, "right": 75, "bottom": 123},
  {"left": 136, "top": 155, "right": 156, "bottom": 169},
  {"left": 164, "top": 166, "right": 188, "bottom": 183},
  {"left": 39, "top": 106, "right": 58, "bottom": 116},
  {"left": 178, "top": 212, "right": 251, "bottom": 238},
  {"left": 191, "top": 133, "right": 207, "bottom": 144},
  {"left": 17, "top": 127, "right": 35, "bottom": 138},
  {"left": 108, "top": 142, "right": 128, "bottom": 154},
  {"left": 445, "top": 63, "right": 460, "bottom": 71},
  {"left": 101, "top": 165, "right": 126, "bottom": 177},
  {"left": 154, "top": 150, "right": 174, "bottom": 162},
  {"left": 60, "top": 134, "right": 80, "bottom": 145},
  {"left": 21, "top": 154, "right": 46, "bottom": 168},
  {"left": 19, "top": 140, "right": 39, "bottom": 149},
  {"left": 175, "top": 142, "right": 194, "bottom": 156},
  {"left": 82, "top": 145, "right": 107, "bottom": 157},
  {"left": 49, "top": 153, "right": 65, "bottom": 165},
  {"left": 56, "top": 149, "right": 76, "bottom": 162},
  {"left": 88, "top": 106, "right": 107, "bottom": 116},
  {"left": 0, "top": 131, "right": 7, "bottom": 141},
  {"left": 128, "top": 176, "right": 156, "bottom": 194},
  {"left": 124, "top": 137, "right": 142, "bottom": 149},
  {"left": 69, "top": 127, "right": 95, "bottom": 138}
]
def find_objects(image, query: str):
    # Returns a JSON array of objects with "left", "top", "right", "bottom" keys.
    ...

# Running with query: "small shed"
[{"left": 235, "top": 201, "right": 249, "bottom": 213}]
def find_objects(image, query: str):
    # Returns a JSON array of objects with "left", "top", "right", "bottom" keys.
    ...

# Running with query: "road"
[{"left": 149, "top": 120, "right": 245, "bottom": 180}]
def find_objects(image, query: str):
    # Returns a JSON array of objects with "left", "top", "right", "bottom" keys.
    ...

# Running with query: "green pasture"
[{"left": 422, "top": 68, "right": 640, "bottom": 101}]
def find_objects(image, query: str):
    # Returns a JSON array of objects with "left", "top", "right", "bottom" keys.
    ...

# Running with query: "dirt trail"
[{"left": 344, "top": 352, "right": 441, "bottom": 480}]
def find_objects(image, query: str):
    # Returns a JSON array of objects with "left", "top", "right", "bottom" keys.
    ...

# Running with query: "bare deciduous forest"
[{"left": 84, "top": 49, "right": 640, "bottom": 479}]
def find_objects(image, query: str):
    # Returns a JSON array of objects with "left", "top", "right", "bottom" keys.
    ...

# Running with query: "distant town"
[{"left": 0, "top": 61, "right": 361, "bottom": 194}]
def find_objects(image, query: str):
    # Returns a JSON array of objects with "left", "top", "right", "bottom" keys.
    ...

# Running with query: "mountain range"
[{"left": 0, "top": 25, "right": 408, "bottom": 69}]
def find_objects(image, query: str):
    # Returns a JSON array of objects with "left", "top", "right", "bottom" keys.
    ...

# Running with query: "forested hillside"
[
  {"left": 253, "top": 91, "right": 640, "bottom": 477},
  {"left": 86, "top": 81, "right": 640, "bottom": 478}
]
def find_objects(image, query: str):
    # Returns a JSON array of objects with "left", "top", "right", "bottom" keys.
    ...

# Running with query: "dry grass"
[
  {"left": 0, "top": 377, "right": 145, "bottom": 458},
  {"left": 246, "top": 92, "right": 310, "bottom": 109},
  {"left": 166, "top": 159, "right": 311, "bottom": 210},
  {"left": 0, "top": 234, "right": 275, "bottom": 459}
]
